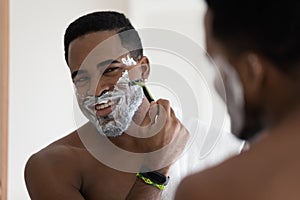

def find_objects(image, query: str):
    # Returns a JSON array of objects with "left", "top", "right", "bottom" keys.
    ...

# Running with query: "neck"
[
  {"left": 262, "top": 69, "right": 300, "bottom": 130},
  {"left": 263, "top": 95, "right": 300, "bottom": 144},
  {"left": 269, "top": 103, "right": 300, "bottom": 131},
  {"left": 266, "top": 91, "right": 300, "bottom": 130}
]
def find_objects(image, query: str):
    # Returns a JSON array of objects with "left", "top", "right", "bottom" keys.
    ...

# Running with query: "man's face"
[
  {"left": 204, "top": 10, "right": 264, "bottom": 140},
  {"left": 68, "top": 31, "right": 145, "bottom": 137}
]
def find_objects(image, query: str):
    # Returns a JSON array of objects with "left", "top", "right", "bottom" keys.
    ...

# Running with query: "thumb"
[
  {"left": 124, "top": 101, "right": 158, "bottom": 138},
  {"left": 140, "top": 101, "right": 159, "bottom": 127},
  {"left": 141, "top": 101, "right": 167, "bottom": 137}
]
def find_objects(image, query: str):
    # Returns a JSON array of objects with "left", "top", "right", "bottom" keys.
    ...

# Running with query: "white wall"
[
  {"left": 9, "top": 0, "right": 228, "bottom": 199},
  {"left": 128, "top": 0, "right": 206, "bottom": 45}
]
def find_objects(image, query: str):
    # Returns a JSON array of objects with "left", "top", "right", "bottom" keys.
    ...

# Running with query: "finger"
[
  {"left": 169, "top": 106, "right": 177, "bottom": 119},
  {"left": 148, "top": 102, "right": 163, "bottom": 126},
  {"left": 157, "top": 99, "right": 178, "bottom": 123},
  {"left": 147, "top": 103, "right": 168, "bottom": 137},
  {"left": 156, "top": 99, "right": 171, "bottom": 117},
  {"left": 139, "top": 101, "right": 157, "bottom": 127}
]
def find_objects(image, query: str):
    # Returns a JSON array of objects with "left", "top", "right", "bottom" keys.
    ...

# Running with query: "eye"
[
  {"left": 103, "top": 67, "right": 120, "bottom": 75},
  {"left": 74, "top": 76, "right": 90, "bottom": 87}
]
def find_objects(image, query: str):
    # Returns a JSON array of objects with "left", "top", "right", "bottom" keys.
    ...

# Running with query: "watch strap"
[{"left": 136, "top": 172, "right": 169, "bottom": 190}]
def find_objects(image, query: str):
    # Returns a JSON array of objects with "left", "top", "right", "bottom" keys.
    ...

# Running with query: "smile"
[
  {"left": 95, "top": 100, "right": 114, "bottom": 110},
  {"left": 94, "top": 99, "right": 118, "bottom": 117}
]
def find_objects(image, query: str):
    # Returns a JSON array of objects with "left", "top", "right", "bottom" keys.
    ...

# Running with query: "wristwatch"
[{"left": 140, "top": 171, "right": 170, "bottom": 186}]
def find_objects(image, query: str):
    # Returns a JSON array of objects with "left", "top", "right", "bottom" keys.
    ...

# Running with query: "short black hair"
[
  {"left": 64, "top": 11, "right": 143, "bottom": 65},
  {"left": 205, "top": 0, "right": 300, "bottom": 72}
]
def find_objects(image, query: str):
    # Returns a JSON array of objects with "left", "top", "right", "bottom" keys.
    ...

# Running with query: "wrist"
[
  {"left": 136, "top": 171, "right": 170, "bottom": 190},
  {"left": 139, "top": 165, "right": 170, "bottom": 175},
  {"left": 155, "top": 166, "right": 170, "bottom": 176},
  {"left": 137, "top": 165, "right": 170, "bottom": 190}
]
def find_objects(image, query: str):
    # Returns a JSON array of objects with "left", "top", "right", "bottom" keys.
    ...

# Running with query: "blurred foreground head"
[{"left": 205, "top": 0, "right": 300, "bottom": 140}]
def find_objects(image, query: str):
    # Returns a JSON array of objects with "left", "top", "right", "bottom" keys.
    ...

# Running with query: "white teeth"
[
  {"left": 99, "top": 100, "right": 109, "bottom": 104},
  {"left": 95, "top": 101, "right": 114, "bottom": 110}
]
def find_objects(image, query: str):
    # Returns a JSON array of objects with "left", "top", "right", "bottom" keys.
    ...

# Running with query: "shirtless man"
[
  {"left": 24, "top": 11, "right": 243, "bottom": 200},
  {"left": 24, "top": 11, "right": 190, "bottom": 200},
  {"left": 176, "top": 0, "right": 300, "bottom": 199}
]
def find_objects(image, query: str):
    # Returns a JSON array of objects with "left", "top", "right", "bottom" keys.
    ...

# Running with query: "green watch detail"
[{"left": 136, "top": 171, "right": 170, "bottom": 190}]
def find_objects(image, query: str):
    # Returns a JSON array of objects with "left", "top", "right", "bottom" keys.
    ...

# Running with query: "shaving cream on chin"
[{"left": 79, "top": 70, "right": 144, "bottom": 137}]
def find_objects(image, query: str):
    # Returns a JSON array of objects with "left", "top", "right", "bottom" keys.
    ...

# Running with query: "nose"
[
  {"left": 94, "top": 79, "right": 113, "bottom": 97},
  {"left": 89, "top": 72, "right": 122, "bottom": 97}
]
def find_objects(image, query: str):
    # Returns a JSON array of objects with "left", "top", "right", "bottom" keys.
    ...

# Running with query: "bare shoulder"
[
  {"left": 175, "top": 148, "right": 265, "bottom": 200},
  {"left": 175, "top": 153, "right": 241, "bottom": 200},
  {"left": 176, "top": 133, "right": 300, "bottom": 200},
  {"left": 25, "top": 131, "right": 83, "bottom": 169},
  {"left": 175, "top": 146, "right": 273, "bottom": 200},
  {"left": 24, "top": 131, "right": 86, "bottom": 199}
]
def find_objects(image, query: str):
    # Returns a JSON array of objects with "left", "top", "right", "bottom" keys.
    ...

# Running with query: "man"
[
  {"left": 176, "top": 0, "right": 300, "bottom": 199},
  {"left": 25, "top": 11, "right": 243, "bottom": 199}
]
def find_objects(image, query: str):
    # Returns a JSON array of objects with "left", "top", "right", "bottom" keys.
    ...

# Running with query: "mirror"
[
  {"left": 0, "top": 0, "right": 9, "bottom": 199},
  {"left": 8, "top": 0, "right": 231, "bottom": 199}
]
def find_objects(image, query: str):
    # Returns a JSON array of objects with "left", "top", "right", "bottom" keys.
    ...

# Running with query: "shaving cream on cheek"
[{"left": 78, "top": 70, "right": 143, "bottom": 137}]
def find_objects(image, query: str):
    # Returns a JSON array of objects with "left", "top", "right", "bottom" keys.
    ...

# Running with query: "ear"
[
  {"left": 239, "top": 53, "right": 266, "bottom": 101},
  {"left": 246, "top": 53, "right": 265, "bottom": 90},
  {"left": 138, "top": 56, "right": 150, "bottom": 80}
]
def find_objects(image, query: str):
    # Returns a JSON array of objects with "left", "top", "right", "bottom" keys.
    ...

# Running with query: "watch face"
[{"left": 141, "top": 171, "right": 169, "bottom": 185}]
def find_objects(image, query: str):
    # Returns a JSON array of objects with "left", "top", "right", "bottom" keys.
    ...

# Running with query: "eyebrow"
[
  {"left": 97, "top": 59, "right": 121, "bottom": 68},
  {"left": 71, "top": 69, "right": 87, "bottom": 79}
]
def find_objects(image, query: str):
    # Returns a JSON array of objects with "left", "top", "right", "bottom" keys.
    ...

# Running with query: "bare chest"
[{"left": 80, "top": 160, "right": 137, "bottom": 200}]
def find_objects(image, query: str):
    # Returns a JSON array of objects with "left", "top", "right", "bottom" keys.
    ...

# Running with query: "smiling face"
[{"left": 68, "top": 30, "right": 148, "bottom": 137}]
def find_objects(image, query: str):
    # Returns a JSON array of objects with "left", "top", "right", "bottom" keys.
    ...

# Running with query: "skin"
[
  {"left": 175, "top": 9, "right": 300, "bottom": 200},
  {"left": 25, "top": 30, "right": 189, "bottom": 200}
]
